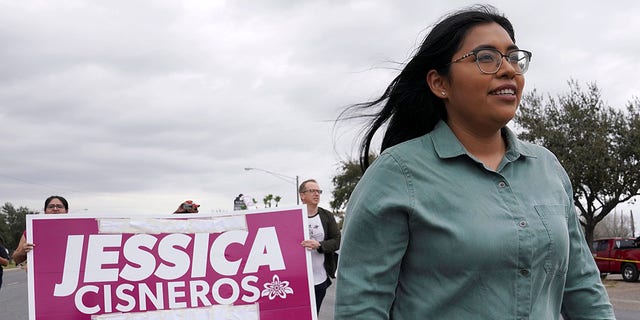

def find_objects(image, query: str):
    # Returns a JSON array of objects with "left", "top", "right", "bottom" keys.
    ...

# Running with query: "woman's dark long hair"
[{"left": 340, "top": 5, "right": 515, "bottom": 172}]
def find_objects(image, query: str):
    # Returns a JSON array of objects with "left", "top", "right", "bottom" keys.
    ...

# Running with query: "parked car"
[{"left": 592, "top": 237, "right": 640, "bottom": 282}]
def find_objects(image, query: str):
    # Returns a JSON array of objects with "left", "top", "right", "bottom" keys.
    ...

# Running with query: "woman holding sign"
[{"left": 12, "top": 195, "right": 69, "bottom": 265}]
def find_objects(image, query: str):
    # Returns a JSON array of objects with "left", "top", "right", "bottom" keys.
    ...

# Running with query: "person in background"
[
  {"left": 233, "top": 194, "right": 246, "bottom": 210},
  {"left": 233, "top": 193, "right": 255, "bottom": 210},
  {"left": 12, "top": 195, "right": 69, "bottom": 265},
  {"left": 299, "top": 179, "right": 341, "bottom": 314},
  {"left": 0, "top": 236, "right": 10, "bottom": 290},
  {"left": 335, "top": 5, "right": 614, "bottom": 320},
  {"left": 173, "top": 200, "right": 200, "bottom": 214}
]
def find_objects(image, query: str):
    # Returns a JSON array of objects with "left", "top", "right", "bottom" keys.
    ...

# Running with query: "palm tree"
[
  {"left": 274, "top": 196, "right": 282, "bottom": 207},
  {"left": 265, "top": 194, "right": 274, "bottom": 207}
]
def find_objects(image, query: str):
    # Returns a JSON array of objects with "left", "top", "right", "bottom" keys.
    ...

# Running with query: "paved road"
[
  {"left": 2, "top": 268, "right": 638, "bottom": 320},
  {"left": 0, "top": 268, "right": 29, "bottom": 320},
  {"left": 602, "top": 274, "right": 640, "bottom": 320},
  {"left": 318, "top": 280, "right": 336, "bottom": 320},
  {"left": 320, "top": 276, "right": 640, "bottom": 320}
]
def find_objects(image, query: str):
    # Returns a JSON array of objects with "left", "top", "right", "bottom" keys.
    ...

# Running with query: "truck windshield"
[{"left": 615, "top": 239, "right": 636, "bottom": 249}]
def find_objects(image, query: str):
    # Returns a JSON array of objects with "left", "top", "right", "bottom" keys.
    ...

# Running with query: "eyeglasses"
[
  {"left": 450, "top": 48, "right": 532, "bottom": 75},
  {"left": 302, "top": 189, "right": 323, "bottom": 194},
  {"left": 47, "top": 204, "right": 65, "bottom": 209}
]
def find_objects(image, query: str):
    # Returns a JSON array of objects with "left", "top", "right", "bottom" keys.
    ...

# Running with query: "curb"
[{"left": 3, "top": 266, "right": 25, "bottom": 272}]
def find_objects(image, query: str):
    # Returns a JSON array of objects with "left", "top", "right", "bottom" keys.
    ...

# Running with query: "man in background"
[{"left": 299, "top": 179, "right": 341, "bottom": 314}]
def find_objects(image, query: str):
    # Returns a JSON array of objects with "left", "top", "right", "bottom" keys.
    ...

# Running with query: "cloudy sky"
[{"left": 1, "top": 0, "right": 639, "bottom": 217}]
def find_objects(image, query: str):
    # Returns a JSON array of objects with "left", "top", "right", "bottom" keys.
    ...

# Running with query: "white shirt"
[{"left": 308, "top": 213, "right": 327, "bottom": 285}]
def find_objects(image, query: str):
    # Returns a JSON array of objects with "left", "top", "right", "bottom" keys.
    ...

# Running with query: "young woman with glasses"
[
  {"left": 335, "top": 5, "right": 614, "bottom": 319},
  {"left": 12, "top": 195, "right": 69, "bottom": 265}
]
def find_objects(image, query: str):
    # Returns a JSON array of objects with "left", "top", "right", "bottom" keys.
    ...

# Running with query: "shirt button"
[
  {"left": 519, "top": 220, "right": 527, "bottom": 228},
  {"left": 497, "top": 181, "right": 507, "bottom": 188},
  {"left": 520, "top": 269, "right": 530, "bottom": 276}
]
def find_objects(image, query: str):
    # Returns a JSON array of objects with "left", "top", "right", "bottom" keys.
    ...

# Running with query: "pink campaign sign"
[{"left": 26, "top": 207, "right": 317, "bottom": 320}]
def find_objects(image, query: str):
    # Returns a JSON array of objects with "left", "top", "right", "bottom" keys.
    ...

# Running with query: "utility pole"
[{"left": 244, "top": 167, "right": 300, "bottom": 205}]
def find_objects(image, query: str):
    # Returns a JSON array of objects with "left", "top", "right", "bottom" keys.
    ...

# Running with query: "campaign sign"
[{"left": 26, "top": 207, "right": 317, "bottom": 320}]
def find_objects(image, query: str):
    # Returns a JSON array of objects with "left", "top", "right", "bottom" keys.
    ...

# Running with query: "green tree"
[
  {"left": 330, "top": 154, "right": 377, "bottom": 229},
  {"left": 594, "top": 210, "right": 634, "bottom": 239},
  {"left": 330, "top": 155, "right": 377, "bottom": 213},
  {"left": 0, "top": 209, "right": 9, "bottom": 250},
  {"left": 515, "top": 80, "right": 640, "bottom": 244},
  {"left": 274, "top": 196, "right": 281, "bottom": 207},
  {"left": 1, "top": 202, "right": 38, "bottom": 250},
  {"left": 263, "top": 194, "right": 274, "bottom": 208}
]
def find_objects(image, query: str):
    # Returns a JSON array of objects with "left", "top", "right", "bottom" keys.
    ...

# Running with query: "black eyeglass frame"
[{"left": 449, "top": 48, "right": 532, "bottom": 75}]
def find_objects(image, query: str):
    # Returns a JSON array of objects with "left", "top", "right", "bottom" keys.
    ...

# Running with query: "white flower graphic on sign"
[{"left": 261, "top": 274, "right": 294, "bottom": 300}]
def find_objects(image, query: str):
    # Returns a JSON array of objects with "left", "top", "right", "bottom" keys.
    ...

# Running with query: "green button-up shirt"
[{"left": 335, "top": 121, "right": 614, "bottom": 320}]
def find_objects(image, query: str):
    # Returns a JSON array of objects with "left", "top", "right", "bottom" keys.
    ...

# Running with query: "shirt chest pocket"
[{"left": 534, "top": 204, "right": 570, "bottom": 274}]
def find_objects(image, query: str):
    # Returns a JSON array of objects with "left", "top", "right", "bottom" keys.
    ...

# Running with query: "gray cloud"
[{"left": 1, "top": 0, "right": 638, "bottom": 215}]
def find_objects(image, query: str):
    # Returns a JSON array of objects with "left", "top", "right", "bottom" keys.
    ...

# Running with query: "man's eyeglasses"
[
  {"left": 302, "top": 189, "right": 323, "bottom": 194},
  {"left": 450, "top": 48, "right": 532, "bottom": 75},
  {"left": 47, "top": 204, "right": 65, "bottom": 209}
]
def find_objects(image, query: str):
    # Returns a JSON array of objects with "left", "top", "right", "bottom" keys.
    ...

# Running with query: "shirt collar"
[{"left": 430, "top": 120, "right": 538, "bottom": 161}]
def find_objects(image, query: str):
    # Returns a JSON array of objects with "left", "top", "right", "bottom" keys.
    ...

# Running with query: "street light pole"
[{"left": 244, "top": 167, "right": 300, "bottom": 205}]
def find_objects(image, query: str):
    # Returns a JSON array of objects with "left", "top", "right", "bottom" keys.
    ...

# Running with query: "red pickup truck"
[{"left": 592, "top": 238, "right": 640, "bottom": 282}]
